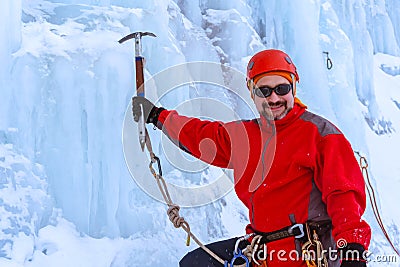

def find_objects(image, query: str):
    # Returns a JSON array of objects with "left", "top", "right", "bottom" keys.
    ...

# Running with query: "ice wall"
[
  {"left": 0, "top": 0, "right": 22, "bottom": 130},
  {"left": 0, "top": 143, "right": 52, "bottom": 260}
]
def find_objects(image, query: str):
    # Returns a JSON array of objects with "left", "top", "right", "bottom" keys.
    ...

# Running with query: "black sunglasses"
[{"left": 253, "top": 84, "right": 292, "bottom": 98}]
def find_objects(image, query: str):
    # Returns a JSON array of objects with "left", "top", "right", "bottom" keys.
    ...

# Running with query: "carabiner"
[
  {"left": 230, "top": 234, "right": 254, "bottom": 267},
  {"left": 153, "top": 155, "right": 162, "bottom": 176},
  {"left": 231, "top": 249, "right": 250, "bottom": 267}
]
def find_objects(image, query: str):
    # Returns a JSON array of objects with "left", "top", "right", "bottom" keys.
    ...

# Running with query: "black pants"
[{"left": 179, "top": 237, "right": 251, "bottom": 267}]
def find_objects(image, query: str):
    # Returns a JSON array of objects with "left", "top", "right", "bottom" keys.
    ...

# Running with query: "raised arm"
[{"left": 132, "top": 96, "right": 232, "bottom": 168}]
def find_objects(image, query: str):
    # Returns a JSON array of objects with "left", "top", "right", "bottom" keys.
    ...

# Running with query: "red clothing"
[{"left": 156, "top": 103, "right": 371, "bottom": 266}]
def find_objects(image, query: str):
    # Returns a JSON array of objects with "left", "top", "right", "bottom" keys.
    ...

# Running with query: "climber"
[{"left": 132, "top": 49, "right": 371, "bottom": 267}]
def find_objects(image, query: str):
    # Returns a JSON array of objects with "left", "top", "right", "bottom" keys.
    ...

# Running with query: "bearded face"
[{"left": 253, "top": 75, "right": 295, "bottom": 120}]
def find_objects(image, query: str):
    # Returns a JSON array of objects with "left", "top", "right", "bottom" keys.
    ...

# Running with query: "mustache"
[{"left": 262, "top": 101, "right": 286, "bottom": 108}]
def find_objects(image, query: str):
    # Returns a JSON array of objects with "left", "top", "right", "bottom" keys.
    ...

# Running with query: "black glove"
[
  {"left": 339, "top": 243, "right": 367, "bottom": 267},
  {"left": 132, "top": 96, "right": 163, "bottom": 124}
]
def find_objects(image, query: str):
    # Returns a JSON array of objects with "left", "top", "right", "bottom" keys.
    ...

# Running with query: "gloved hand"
[
  {"left": 132, "top": 96, "right": 163, "bottom": 124},
  {"left": 132, "top": 96, "right": 165, "bottom": 124},
  {"left": 339, "top": 243, "right": 367, "bottom": 267}
]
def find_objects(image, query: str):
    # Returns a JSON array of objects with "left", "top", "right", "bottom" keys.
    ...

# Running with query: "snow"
[
  {"left": 367, "top": 53, "right": 400, "bottom": 225},
  {"left": 1, "top": 0, "right": 400, "bottom": 266}
]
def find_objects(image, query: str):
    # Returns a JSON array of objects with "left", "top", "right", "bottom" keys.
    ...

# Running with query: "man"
[{"left": 132, "top": 49, "right": 371, "bottom": 267}]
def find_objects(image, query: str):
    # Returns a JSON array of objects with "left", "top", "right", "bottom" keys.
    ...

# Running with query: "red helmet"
[{"left": 247, "top": 49, "right": 299, "bottom": 82}]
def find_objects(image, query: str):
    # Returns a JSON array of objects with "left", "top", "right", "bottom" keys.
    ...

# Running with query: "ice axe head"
[{"left": 118, "top": 32, "right": 156, "bottom": 56}]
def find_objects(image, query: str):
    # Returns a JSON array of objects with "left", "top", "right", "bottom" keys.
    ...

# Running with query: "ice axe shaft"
[{"left": 119, "top": 31, "right": 156, "bottom": 150}]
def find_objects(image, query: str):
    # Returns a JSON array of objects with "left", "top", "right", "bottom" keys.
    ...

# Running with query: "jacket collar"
[{"left": 258, "top": 102, "right": 307, "bottom": 132}]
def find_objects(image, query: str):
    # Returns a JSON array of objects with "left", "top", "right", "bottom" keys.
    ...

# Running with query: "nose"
[{"left": 267, "top": 91, "right": 280, "bottom": 102}]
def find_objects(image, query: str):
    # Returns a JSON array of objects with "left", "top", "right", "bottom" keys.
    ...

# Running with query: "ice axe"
[{"left": 119, "top": 32, "right": 156, "bottom": 151}]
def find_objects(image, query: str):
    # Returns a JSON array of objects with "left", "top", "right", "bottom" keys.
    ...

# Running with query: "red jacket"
[{"left": 156, "top": 102, "right": 371, "bottom": 264}]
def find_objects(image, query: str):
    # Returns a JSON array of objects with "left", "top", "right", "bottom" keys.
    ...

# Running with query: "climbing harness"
[
  {"left": 323, "top": 52, "right": 333, "bottom": 70},
  {"left": 255, "top": 223, "right": 305, "bottom": 243},
  {"left": 355, "top": 151, "right": 400, "bottom": 257},
  {"left": 248, "top": 220, "right": 331, "bottom": 266}
]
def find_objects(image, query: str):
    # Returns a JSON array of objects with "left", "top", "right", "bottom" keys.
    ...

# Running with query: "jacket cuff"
[
  {"left": 336, "top": 225, "right": 371, "bottom": 250},
  {"left": 149, "top": 107, "right": 166, "bottom": 126}
]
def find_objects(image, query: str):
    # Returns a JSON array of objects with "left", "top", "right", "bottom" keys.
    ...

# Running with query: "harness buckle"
[{"left": 289, "top": 223, "right": 304, "bottom": 239}]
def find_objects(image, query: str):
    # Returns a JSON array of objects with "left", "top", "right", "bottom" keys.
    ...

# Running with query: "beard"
[{"left": 261, "top": 100, "right": 292, "bottom": 120}]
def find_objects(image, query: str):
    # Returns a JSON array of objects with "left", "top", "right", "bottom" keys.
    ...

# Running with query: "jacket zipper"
[
  {"left": 250, "top": 123, "right": 275, "bottom": 229},
  {"left": 250, "top": 192, "right": 255, "bottom": 228}
]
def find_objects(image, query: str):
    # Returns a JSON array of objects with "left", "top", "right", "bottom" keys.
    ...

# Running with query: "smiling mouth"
[
  {"left": 270, "top": 105, "right": 283, "bottom": 111},
  {"left": 268, "top": 101, "right": 286, "bottom": 111},
  {"left": 261, "top": 101, "right": 286, "bottom": 117}
]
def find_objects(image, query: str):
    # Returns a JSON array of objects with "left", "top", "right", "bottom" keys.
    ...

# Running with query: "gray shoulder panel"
[{"left": 300, "top": 111, "right": 341, "bottom": 137}]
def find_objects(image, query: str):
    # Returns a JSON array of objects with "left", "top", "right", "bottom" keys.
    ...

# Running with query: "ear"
[
  {"left": 247, "top": 79, "right": 255, "bottom": 100},
  {"left": 291, "top": 74, "right": 297, "bottom": 96}
]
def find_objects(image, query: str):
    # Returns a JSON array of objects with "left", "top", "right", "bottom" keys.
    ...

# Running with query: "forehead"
[{"left": 255, "top": 75, "right": 291, "bottom": 87}]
